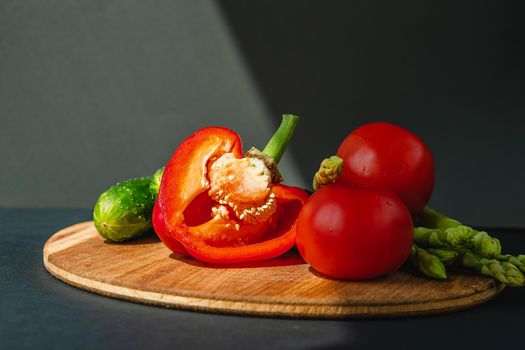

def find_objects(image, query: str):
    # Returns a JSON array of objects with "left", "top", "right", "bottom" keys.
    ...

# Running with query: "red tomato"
[
  {"left": 336, "top": 122, "right": 434, "bottom": 214},
  {"left": 152, "top": 200, "right": 189, "bottom": 256},
  {"left": 296, "top": 183, "right": 413, "bottom": 279}
]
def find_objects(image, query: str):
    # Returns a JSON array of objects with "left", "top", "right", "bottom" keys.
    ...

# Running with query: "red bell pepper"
[
  {"left": 152, "top": 200, "right": 189, "bottom": 256},
  {"left": 157, "top": 116, "right": 308, "bottom": 264}
]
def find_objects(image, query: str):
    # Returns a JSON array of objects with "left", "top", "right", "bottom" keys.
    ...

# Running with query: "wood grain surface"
[{"left": 43, "top": 222, "right": 505, "bottom": 318}]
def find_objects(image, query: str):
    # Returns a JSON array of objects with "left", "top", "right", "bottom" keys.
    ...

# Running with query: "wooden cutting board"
[{"left": 43, "top": 222, "right": 504, "bottom": 318}]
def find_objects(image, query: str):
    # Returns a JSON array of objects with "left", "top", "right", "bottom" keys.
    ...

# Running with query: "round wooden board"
[{"left": 43, "top": 222, "right": 504, "bottom": 318}]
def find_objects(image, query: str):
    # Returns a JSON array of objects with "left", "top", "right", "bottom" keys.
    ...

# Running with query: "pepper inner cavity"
[{"left": 208, "top": 153, "right": 277, "bottom": 224}]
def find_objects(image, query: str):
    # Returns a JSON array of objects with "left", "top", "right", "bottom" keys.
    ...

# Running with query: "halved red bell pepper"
[
  {"left": 152, "top": 200, "right": 189, "bottom": 256},
  {"left": 157, "top": 117, "right": 308, "bottom": 264}
]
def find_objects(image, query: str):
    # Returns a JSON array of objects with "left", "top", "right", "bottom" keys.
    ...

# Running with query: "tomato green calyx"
[
  {"left": 261, "top": 114, "right": 299, "bottom": 164},
  {"left": 312, "top": 155, "right": 343, "bottom": 190}
]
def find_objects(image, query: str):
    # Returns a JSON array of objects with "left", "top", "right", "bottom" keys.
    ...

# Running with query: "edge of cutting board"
[{"left": 43, "top": 222, "right": 505, "bottom": 318}]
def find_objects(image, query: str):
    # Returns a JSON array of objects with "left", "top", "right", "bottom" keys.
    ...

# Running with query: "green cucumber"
[
  {"left": 93, "top": 177, "right": 156, "bottom": 242},
  {"left": 149, "top": 167, "right": 165, "bottom": 198}
]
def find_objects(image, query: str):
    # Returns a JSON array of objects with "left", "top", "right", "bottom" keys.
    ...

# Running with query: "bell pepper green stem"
[{"left": 262, "top": 114, "right": 300, "bottom": 164}]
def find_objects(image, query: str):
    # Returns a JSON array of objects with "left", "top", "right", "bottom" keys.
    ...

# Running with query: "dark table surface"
[{"left": 1, "top": 208, "right": 524, "bottom": 350}]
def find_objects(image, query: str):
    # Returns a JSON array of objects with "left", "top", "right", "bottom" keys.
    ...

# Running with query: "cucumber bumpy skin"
[
  {"left": 149, "top": 167, "right": 164, "bottom": 198},
  {"left": 93, "top": 177, "right": 155, "bottom": 242}
]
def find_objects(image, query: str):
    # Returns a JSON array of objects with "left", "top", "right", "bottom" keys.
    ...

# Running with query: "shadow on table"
[
  {"left": 169, "top": 250, "right": 305, "bottom": 269},
  {"left": 102, "top": 231, "right": 161, "bottom": 245}
]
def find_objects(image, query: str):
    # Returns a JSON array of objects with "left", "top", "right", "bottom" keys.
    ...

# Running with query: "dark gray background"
[{"left": 1, "top": 0, "right": 524, "bottom": 227}]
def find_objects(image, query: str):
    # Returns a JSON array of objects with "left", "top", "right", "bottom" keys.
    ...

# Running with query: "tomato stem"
[
  {"left": 262, "top": 114, "right": 299, "bottom": 164},
  {"left": 312, "top": 155, "right": 343, "bottom": 190}
]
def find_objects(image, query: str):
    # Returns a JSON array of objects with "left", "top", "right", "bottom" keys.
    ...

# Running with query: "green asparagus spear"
[
  {"left": 413, "top": 226, "right": 501, "bottom": 258},
  {"left": 418, "top": 207, "right": 462, "bottom": 229},
  {"left": 426, "top": 248, "right": 459, "bottom": 266},
  {"left": 411, "top": 245, "right": 447, "bottom": 279},
  {"left": 496, "top": 254, "right": 525, "bottom": 274},
  {"left": 413, "top": 245, "right": 525, "bottom": 286},
  {"left": 457, "top": 250, "right": 525, "bottom": 287}
]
